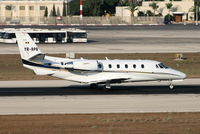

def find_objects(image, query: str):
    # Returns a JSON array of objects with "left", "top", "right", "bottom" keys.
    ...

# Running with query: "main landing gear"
[
  {"left": 90, "top": 81, "right": 111, "bottom": 90},
  {"left": 103, "top": 81, "right": 111, "bottom": 90},
  {"left": 90, "top": 83, "right": 98, "bottom": 89}
]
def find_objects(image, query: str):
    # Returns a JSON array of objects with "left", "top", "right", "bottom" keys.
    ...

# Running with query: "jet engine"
[{"left": 65, "top": 60, "right": 103, "bottom": 71}]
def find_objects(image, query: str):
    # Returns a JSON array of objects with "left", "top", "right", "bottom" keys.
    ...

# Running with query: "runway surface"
[{"left": 0, "top": 79, "right": 200, "bottom": 115}]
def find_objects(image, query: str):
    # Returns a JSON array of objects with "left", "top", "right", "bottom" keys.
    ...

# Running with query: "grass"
[
  {"left": 0, "top": 53, "right": 200, "bottom": 80},
  {"left": 0, "top": 112, "right": 200, "bottom": 134}
]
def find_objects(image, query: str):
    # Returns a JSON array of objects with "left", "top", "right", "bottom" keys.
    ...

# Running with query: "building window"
[
  {"left": 133, "top": 64, "right": 136, "bottom": 68},
  {"left": 108, "top": 64, "right": 112, "bottom": 68},
  {"left": 40, "top": 6, "right": 46, "bottom": 10},
  {"left": 5, "top": 5, "right": 12, "bottom": 10},
  {"left": 29, "top": 6, "right": 34, "bottom": 10},
  {"left": 141, "top": 64, "right": 144, "bottom": 68},
  {"left": 117, "top": 64, "right": 120, "bottom": 69},
  {"left": 125, "top": 64, "right": 128, "bottom": 68},
  {"left": 20, "top": 6, "right": 25, "bottom": 10}
]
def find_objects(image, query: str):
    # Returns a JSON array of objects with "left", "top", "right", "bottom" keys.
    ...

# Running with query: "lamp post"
[
  {"left": 195, "top": 0, "right": 199, "bottom": 25},
  {"left": 196, "top": 5, "right": 198, "bottom": 25}
]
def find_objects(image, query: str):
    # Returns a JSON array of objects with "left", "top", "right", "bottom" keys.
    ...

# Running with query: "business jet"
[{"left": 16, "top": 32, "right": 186, "bottom": 89}]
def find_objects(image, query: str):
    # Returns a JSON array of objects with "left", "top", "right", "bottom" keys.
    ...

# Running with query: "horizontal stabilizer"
[
  {"left": 29, "top": 54, "right": 45, "bottom": 62},
  {"left": 33, "top": 68, "right": 55, "bottom": 75}
]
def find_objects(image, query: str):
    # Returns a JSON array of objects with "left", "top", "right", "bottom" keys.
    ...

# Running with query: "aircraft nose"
[{"left": 178, "top": 71, "right": 187, "bottom": 79}]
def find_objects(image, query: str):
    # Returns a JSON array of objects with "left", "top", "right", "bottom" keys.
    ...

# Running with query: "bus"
[
  {"left": 0, "top": 31, "right": 6, "bottom": 43},
  {"left": 0, "top": 29, "right": 87, "bottom": 44},
  {"left": 67, "top": 29, "right": 87, "bottom": 43},
  {"left": 0, "top": 28, "right": 16, "bottom": 43}
]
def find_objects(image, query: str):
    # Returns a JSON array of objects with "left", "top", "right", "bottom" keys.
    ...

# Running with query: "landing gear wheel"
[
  {"left": 103, "top": 85, "right": 111, "bottom": 91},
  {"left": 90, "top": 84, "right": 98, "bottom": 89},
  {"left": 103, "top": 81, "right": 111, "bottom": 91},
  {"left": 169, "top": 84, "right": 174, "bottom": 89}
]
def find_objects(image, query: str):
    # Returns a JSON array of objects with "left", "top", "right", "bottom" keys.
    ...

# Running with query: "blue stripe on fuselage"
[{"left": 22, "top": 59, "right": 60, "bottom": 69}]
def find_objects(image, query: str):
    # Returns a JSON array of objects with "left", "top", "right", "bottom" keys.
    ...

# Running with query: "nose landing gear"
[
  {"left": 169, "top": 81, "right": 174, "bottom": 89},
  {"left": 169, "top": 83, "right": 174, "bottom": 89}
]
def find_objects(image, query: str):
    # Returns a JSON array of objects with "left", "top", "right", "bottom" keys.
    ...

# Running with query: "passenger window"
[
  {"left": 109, "top": 64, "right": 112, "bottom": 68},
  {"left": 98, "top": 64, "right": 102, "bottom": 68},
  {"left": 141, "top": 64, "right": 144, "bottom": 68},
  {"left": 125, "top": 64, "right": 128, "bottom": 68},
  {"left": 61, "top": 62, "right": 63, "bottom": 65},
  {"left": 133, "top": 64, "right": 136, "bottom": 68},
  {"left": 117, "top": 64, "right": 120, "bottom": 68}
]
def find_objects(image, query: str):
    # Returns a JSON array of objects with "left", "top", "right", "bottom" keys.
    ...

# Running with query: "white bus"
[
  {"left": 0, "top": 28, "right": 16, "bottom": 43},
  {"left": 66, "top": 29, "right": 87, "bottom": 43},
  {"left": 0, "top": 31, "right": 6, "bottom": 43},
  {"left": 1, "top": 29, "right": 87, "bottom": 44}
]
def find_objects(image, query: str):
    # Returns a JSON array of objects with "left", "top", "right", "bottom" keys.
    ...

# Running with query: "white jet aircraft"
[{"left": 16, "top": 32, "right": 186, "bottom": 89}]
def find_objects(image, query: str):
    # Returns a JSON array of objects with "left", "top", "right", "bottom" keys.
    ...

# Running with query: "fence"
[{"left": 0, "top": 16, "right": 164, "bottom": 25}]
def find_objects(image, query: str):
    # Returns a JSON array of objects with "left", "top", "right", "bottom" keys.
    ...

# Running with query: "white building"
[
  {"left": 116, "top": 0, "right": 194, "bottom": 22},
  {"left": 0, "top": 0, "right": 66, "bottom": 23}
]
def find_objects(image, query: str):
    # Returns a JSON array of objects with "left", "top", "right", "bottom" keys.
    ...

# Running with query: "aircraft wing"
[
  {"left": 89, "top": 78, "right": 130, "bottom": 84},
  {"left": 63, "top": 73, "right": 131, "bottom": 84}
]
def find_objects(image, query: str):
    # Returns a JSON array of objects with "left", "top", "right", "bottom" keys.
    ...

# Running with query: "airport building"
[
  {"left": 0, "top": 0, "right": 66, "bottom": 22},
  {"left": 116, "top": 0, "right": 194, "bottom": 22}
]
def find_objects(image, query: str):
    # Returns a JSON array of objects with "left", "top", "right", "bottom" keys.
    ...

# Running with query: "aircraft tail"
[{"left": 15, "top": 32, "right": 42, "bottom": 60}]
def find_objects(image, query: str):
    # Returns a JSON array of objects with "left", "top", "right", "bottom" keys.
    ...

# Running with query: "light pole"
[
  {"left": 195, "top": 0, "right": 199, "bottom": 25},
  {"left": 196, "top": 5, "right": 198, "bottom": 25},
  {"left": 64, "top": 0, "right": 67, "bottom": 16},
  {"left": 80, "top": 0, "right": 83, "bottom": 20}
]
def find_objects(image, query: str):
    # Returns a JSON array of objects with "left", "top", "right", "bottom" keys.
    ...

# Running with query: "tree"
[
  {"left": 149, "top": 2, "right": 159, "bottom": 16},
  {"left": 85, "top": 0, "right": 102, "bottom": 16},
  {"left": 62, "top": 2, "right": 67, "bottom": 16},
  {"left": 193, "top": 0, "right": 200, "bottom": 20},
  {"left": 69, "top": 0, "right": 120, "bottom": 16},
  {"left": 118, "top": 0, "right": 129, "bottom": 6},
  {"left": 52, "top": 4, "right": 57, "bottom": 17},
  {"left": 146, "top": 10, "right": 154, "bottom": 16},
  {"left": 127, "top": 2, "right": 138, "bottom": 16},
  {"left": 101, "top": 0, "right": 120, "bottom": 16},
  {"left": 138, "top": 11, "right": 145, "bottom": 16},
  {"left": 44, "top": 7, "right": 48, "bottom": 17},
  {"left": 166, "top": 2, "right": 173, "bottom": 14}
]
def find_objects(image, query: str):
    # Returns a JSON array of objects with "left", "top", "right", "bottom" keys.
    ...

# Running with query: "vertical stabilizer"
[{"left": 16, "top": 32, "right": 42, "bottom": 60}]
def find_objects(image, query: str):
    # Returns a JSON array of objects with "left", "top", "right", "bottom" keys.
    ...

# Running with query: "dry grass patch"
[{"left": 0, "top": 112, "right": 200, "bottom": 134}]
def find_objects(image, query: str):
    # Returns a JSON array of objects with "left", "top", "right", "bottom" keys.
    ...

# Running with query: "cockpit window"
[
  {"left": 156, "top": 64, "right": 159, "bottom": 68},
  {"left": 158, "top": 64, "right": 163, "bottom": 68},
  {"left": 158, "top": 63, "right": 168, "bottom": 69}
]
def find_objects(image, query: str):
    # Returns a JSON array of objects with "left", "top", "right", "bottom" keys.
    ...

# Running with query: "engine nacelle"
[{"left": 66, "top": 60, "right": 102, "bottom": 71}]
